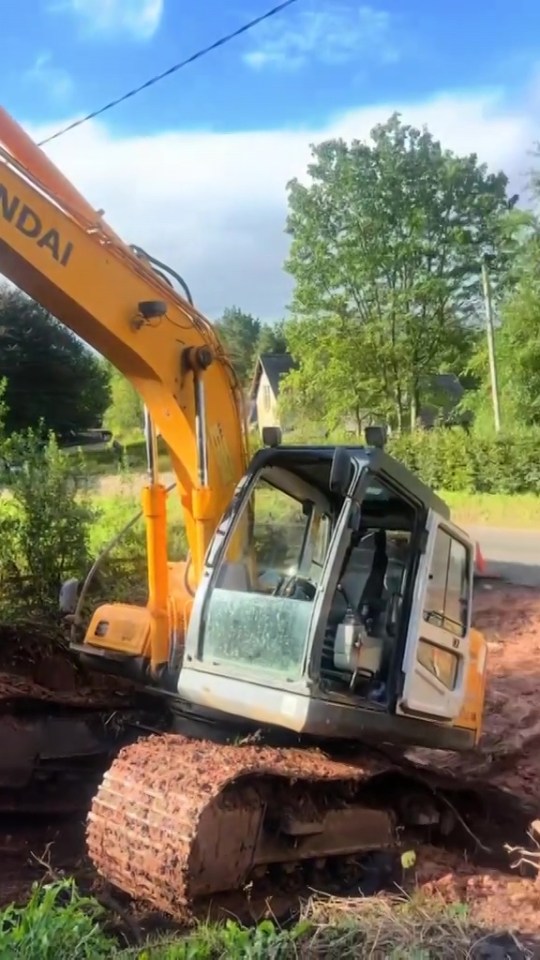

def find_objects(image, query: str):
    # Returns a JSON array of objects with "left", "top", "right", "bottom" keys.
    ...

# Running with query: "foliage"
[
  {"left": 284, "top": 113, "right": 524, "bottom": 433},
  {"left": 256, "top": 320, "right": 287, "bottom": 355},
  {"left": 387, "top": 425, "right": 540, "bottom": 494},
  {"left": 103, "top": 365, "right": 144, "bottom": 439},
  {"left": 115, "top": 896, "right": 505, "bottom": 959},
  {"left": 215, "top": 307, "right": 288, "bottom": 385},
  {"left": 0, "top": 286, "right": 111, "bottom": 437},
  {"left": 0, "top": 425, "right": 95, "bottom": 619},
  {"left": 215, "top": 306, "right": 261, "bottom": 385},
  {"left": 0, "top": 884, "right": 522, "bottom": 960},
  {"left": 463, "top": 224, "right": 540, "bottom": 430},
  {"left": 0, "top": 880, "right": 114, "bottom": 959},
  {"left": 131, "top": 918, "right": 308, "bottom": 959}
]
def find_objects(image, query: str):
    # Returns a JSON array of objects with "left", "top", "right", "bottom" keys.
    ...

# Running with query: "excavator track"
[{"left": 87, "top": 733, "right": 537, "bottom": 921}]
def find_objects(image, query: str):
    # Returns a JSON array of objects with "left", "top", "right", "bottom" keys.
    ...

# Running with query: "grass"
[
  {"left": 76, "top": 440, "right": 540, "bottom": 532},
  {"left": 71, "top": 439, "right": 170, "bottom": 477},
  {"left": 1, "top": 881, "right": 527, "bottom": 960},
  {"left": 441, "top": 491, "right": 540, "bottom": 529},
  {"left": 0, "top": 880, "right": 114, "bottom": 959}
]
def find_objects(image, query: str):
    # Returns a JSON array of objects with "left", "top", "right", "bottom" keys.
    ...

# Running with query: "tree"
[
  {"left": 284, "top": 113, "right": 520, "bottom": 432},
  {"left": 465, "top": 227, "right": 540, "bottom": 429},
  {"left": 257, "top": 321, "right": 288, "bottom": 355},
  {"left": 0, "top": 287, "right": 111, "bottom": 437},
  {"left": 103, "top": 365, "right": 144, "bottom": 438},
  {"left": 215, "top": 306, "right": 261, "bottom": 385}
]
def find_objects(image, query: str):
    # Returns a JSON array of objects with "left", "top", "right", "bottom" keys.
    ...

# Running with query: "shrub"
[
  {"left": 387, "top": 426, "right": 540, "bottom": 494},
  {"left": 0, "top": 428, "right": 95, "bottom": 619}
]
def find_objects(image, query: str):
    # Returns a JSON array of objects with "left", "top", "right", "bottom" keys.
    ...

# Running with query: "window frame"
[
  {"left": 423, "top": 525, "right": 470, "bottom": 640},
  {"left": 261, "top": 384, "right": 272, "bottom": 411}
]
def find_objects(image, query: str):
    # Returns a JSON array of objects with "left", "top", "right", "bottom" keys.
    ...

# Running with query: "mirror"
[
  {"left": 365, "top": 425, "right": 387, "bottom": 449},
  {"left": 262, "top": 426, "right": 282, "bottom": 448},
  {"left": 330, "top": 447, "right": 352, "bottom": 495}
]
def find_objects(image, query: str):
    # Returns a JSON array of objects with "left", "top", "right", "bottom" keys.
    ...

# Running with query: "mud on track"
[{"left": 2, "top": 582, "right": 540, "bottom": 945}]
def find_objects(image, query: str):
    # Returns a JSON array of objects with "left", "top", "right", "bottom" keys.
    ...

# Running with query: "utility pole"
[{"left": 481, "top": 257, "right": 501, "bottom": 433}]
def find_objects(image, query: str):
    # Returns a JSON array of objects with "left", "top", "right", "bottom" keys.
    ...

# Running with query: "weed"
[{"left": 0, "top": 880, "right": 115, "bottom": 960}]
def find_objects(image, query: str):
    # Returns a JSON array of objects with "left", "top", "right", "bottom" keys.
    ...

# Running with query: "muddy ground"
[{"left": 1, "top": 581, "right": 540, "bottom": 950}]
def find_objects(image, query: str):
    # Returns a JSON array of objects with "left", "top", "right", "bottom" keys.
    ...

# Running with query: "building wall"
[{"left": 255, "top": 371, "right": 280, "bottom": 429}]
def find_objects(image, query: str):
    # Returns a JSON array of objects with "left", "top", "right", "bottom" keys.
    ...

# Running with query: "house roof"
[
  {"left": 250, "top": 353, "right": 296, "bottom": 398},
  {"left": 431, "top": 373, "right": 464, "bottom": 399},
  {"left": 248, "top": 354, "right": 463, "bottom": 404}
]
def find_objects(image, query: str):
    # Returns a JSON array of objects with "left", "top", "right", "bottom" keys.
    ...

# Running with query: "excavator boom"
[{"left": 0, "top": 108, "right": 248, "bottom": 593}]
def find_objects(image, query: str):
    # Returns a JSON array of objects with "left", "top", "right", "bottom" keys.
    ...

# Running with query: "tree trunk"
[{"left": 410, "top": 387, "right": 419, "bottom": 432}]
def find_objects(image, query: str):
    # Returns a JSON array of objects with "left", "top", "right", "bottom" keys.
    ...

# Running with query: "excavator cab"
[{"left": 179, "top": 441, "right": 487, "bottom": 752}]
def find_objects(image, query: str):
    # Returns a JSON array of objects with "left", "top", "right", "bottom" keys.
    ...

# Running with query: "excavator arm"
[{"left": 0, "top": 107, "right": 248, "bottom": 670}]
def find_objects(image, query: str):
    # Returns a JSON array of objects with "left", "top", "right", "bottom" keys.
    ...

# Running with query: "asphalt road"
[{"left": 467, "top": 525, "right": 540, "bottom": 588}]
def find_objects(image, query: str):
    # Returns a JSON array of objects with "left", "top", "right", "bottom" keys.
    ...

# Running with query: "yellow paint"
[
  {"left": 455, "top": 626, "right": 488, "bottom": 743},
  {"left": 0, "top": 107, "right": 248, "bottom": 667}
]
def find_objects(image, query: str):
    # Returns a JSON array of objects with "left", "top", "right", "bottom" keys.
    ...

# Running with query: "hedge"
[
  {"left": 250, "top": 425, "right": 540, "bottom": 494},
  {"left": 387, "top": 427, "right": 540, "bottom": 494}
]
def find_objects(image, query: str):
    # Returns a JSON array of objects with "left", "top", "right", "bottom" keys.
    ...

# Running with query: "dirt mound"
[
  {"left": 415, "top": 845, "right": 540, "bottom": 944},
  {"left": 0, "top": 622, "right": 136, "bottom": 709},
  {"left": 0, "top": 622, "right": 158, "bottom": 819}
]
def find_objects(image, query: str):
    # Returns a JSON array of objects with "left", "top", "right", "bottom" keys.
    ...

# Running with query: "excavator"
[{"left": 0, "top": 106, "right": 495, "bottom": 918}]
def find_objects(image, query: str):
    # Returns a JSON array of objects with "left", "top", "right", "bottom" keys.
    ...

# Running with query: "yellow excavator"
[{"left": 0, "top": 106, "right": 490, "bottom": 917}]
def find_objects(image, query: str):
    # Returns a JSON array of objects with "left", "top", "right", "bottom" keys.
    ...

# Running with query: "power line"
[{"left": 38, "top": 0, "right": 300, "bottom": 147}]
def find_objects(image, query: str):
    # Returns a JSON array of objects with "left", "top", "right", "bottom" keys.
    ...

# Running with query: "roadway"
[{"left": 467, "top": 525, "right": 540, "bottom": 588}]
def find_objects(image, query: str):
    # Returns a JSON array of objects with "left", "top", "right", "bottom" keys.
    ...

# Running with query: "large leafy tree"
[
  {"left": 0, "top": 287, "right": 111, "bottom": 437},
  {"left": 215, "top": 306, "right": 261, "bottom": 385},
  {"left": 284, "top": 113, "right": 519, "bottom": 432}
]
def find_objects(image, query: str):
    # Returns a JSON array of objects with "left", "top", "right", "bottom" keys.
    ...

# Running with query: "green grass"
[
  {"left": 70, "top": 438, "right": 171, "bottom": 478},
  {"left": 441, "top": 490, "right": 540, "bottom": 529},
  {"left": 0, "top": 880, "right": 523, "bottom": 960},
  {"left": 0, "top": 880, "right": 114, "bottom": 959},
  {"left": 77, "top": 438, "right": 540, "bottom": 532}
]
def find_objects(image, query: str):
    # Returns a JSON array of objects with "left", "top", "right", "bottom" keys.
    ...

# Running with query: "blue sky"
[
  {"left": 4, "top": 0, "right": 540, "bottom": 134},
  {"left": 2, "top": 1, "right": 540, "bottom": 319}
]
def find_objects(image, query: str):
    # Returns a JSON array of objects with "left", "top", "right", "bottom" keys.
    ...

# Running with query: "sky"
[{"left": 2, "top": 0, "right": 540, "bottom": 321}]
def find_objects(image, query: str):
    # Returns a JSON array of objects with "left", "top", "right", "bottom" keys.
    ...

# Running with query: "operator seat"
[
  {"left": 321, "top": 529, "right": 389, "bottom": 682},
  {"left": 359, "top": 528, "right": 388, "bottom": 627},
  {"left": 328, "top": 529, "right": 389, "bottom": 623}
]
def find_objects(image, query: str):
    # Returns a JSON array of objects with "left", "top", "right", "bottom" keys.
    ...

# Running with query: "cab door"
[{"left": 396, "top": 514, "right": 473, "bottom": 721}]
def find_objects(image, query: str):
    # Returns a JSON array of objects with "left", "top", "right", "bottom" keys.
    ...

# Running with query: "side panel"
[{"left": 397, "top": 513, "right": 473, "bottom": 721}]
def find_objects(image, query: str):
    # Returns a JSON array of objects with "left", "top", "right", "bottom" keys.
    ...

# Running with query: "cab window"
[{"left": 424, "top": 528, "right": 470, "bottom": 638}]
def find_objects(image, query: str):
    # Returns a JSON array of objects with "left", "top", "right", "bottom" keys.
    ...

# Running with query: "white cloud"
[
  {"left": 243, "top": 4, "right": 397, "bottom": 71},
  {"left": 24, "top": 53, "right": 73, "bottom": 103},
  {"left": 19, "top": 81, "right": 539, "bottom": 323},
  {"left": 47, "top": 0, "right": 163, "bottom": 41}
]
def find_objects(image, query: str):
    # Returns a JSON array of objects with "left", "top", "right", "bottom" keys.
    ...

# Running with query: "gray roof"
[
  {"left": 252, "top": 353, "right": 296, "bottom": 397},
  {"left": 431, "top": 373, "right": 464, "bottom": 399},
  {"left": 250, "top": 354, "right": 463, "bottom": 403}
]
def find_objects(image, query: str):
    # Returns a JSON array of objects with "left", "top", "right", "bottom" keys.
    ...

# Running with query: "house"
[
  {"left": 249, "top": 352, "right": 466, "bottom": 433},
  {"left": 419, "top": 373, "right": 466, "bottom": 427},
  {"left": 249, "top": 353, "right": 297, "bottom": 432}
]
